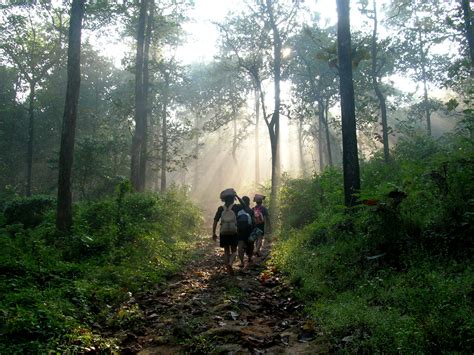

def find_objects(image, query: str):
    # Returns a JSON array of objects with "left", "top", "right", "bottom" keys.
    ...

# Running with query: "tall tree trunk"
[
  {"left": 337, "top": 0, "right": 361, "bottom": 207},
  {"left": 139, "top": 0, "right": 153, "bottom": 191},
  {"left": 416, "top": 21, "right": 431, "bottom": 136},
  {"left": 25, "top": 81, "right": 35, "bottom": 196},
  {"left": 154, "top": 105, "right": 162, "bottom": 191},
  {"left": 232, "top": 104, "right": 238, "bottom": 163},
  {"left": 131, "top": 0, "right": 148, "bottom": 191},
  {"left": 318, "top": 101, "right": 325, "bottom": 172},
  {"left": 56, "top": 0, "right": 85, "bottom": 233},
  {"left": 160, "top": 71, "right": 169, "bottom": 192},
  {"left": 160, "top": 100, "right": 167, "bottom": 192},
  {"left": 371, "top": 0, "right": 390, "bottom": 162},
  {"left": 193, "top": 115, "right": 199, "bottom": 192},
  {"left": 421, "top": 68, "right": 431, "bottom": 136},
  {"left": 254, "top": 86, "right": 260, "bottom": 187},
  {"left": 461, "top": 0, "right": 474, "bottom": 76},
  {"left": 324, "top": 99, "right": 333, "bottom": 167},
  {"left": 267, "top": 0, "right": 282, "bottom": 223},
  {"left": 297, "top": 118, "right": 307, "bottom": 177}
]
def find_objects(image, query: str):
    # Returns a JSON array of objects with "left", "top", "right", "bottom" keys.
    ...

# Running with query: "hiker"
[
  {"left": 236, "top": 195, "right": 255, "bottom": 268},
  {"left": 252, "top": 194, "right": 271, "bottom": 257},
  {"left": 212, "top": 188, "right": 240, "bottom": 275}
]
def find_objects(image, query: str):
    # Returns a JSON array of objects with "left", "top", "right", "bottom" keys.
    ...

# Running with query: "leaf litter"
[{"left": 106, "top": 237, "right": 330, "bottom": 354}]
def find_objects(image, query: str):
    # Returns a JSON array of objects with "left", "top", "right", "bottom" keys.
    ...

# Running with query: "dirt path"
[{"left": 113, "top": 238, "right": 329, "bottom": 354}]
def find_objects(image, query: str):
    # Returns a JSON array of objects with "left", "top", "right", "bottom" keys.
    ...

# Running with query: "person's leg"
[
  {"left": 246, "top": 239, "right": 254, "bottom": 262},
  {"left": 255, "top": 234, "right": 264, "bottom": 256},
  {"left": 229, "top": 244, "right": 237, "bottom": 266},
  {"left": 223, "top": 245, "right": 230, "bottom": 266},
  {"left": 238, "top": 240, "right": 245, "bottom": 267},
  {"left": 223, "top": 245, "right": 235, "bottom": 274}
]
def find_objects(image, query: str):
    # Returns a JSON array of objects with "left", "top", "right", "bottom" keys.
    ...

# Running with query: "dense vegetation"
[
  {"left": 0, "top": 186, "right": 202, "bottom": 353},
  {"left": 274, "top": 133, "right": 474, "bottom": 352},
  {"left": 1, "top": 0, "right": 473, "bottom": 352}
]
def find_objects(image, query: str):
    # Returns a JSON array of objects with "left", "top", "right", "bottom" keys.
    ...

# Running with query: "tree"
[
  {"left": 56, "top": 0, "right": 86, "bottom": 233},
  {"left": 0, "top": 66, "right": 27, "bottom": 192},
  {"left": 361, "top": 0, "right": 391, "bottom": 162},
  {"left": 128, "top": 0, "right": 190, "bottom": 191},
  {"left": 387, "top": 0, "right": 452, "bottom": 136},
  {"left": 131, "top": 0, "right": 149, "bottom": 192},
  {"left": 216, "top": 14, "right": 269, "bottom": 187},
  {"left": 336, "top": 0, "right": 361, "bottom": 207},
  {"left": 217, "top": 0, "right": 301, "bottom": 217},
  {"left": 0, "top": 6, "right": 64, "bottom": 196},
  {"left": 289, "top": 25, "right": 339, "bottom": 172},
  {"left": 461, "top": 0, "right": 474, "bottom": 76}
]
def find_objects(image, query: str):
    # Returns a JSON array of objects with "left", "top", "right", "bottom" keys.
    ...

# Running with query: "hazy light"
[{"left": 282, "top": 47, "right": 291, "bottom": 58}]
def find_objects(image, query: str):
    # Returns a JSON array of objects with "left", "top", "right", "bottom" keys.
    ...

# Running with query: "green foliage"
[
  {"left": 274, "top": 134, "right": 474, "bottom": 352},
  {"left": 3, "top": 195, "right": 55, "bottom": 228},
  {"left": 279, "top": 168, "right": 344, "bottom": 232},
  {"left": 0, "top": 187, "right": 202, "bottom": 353}
]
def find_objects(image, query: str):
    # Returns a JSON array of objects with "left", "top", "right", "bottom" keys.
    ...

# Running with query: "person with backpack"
[
  {"left": 236, "top": 196, "right": 255, "bottom": 268},
  {"left": 252, "top": 194, "right": 271, "bottom": 257},
  {"left": 212, "top": 188, "right": 241, "bottom": 275}
]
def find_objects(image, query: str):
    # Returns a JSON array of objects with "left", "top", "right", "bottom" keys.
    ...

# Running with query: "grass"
[
  {"left": 0, "top": 186, "right": 202, "bottom": 353},
  {"left": 273, "top": 134, "right": 474, "bottom": 352}
]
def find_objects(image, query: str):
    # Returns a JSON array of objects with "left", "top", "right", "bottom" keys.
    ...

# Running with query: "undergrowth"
[
  {"left": 0, "top": 185, "right": 202, "bottom": 353},
  {"left": 274, "top": 134, "right": 474, "bottom": 352}
]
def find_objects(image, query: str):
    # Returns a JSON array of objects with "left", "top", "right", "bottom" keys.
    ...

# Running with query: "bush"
[
  {"left": 0, "top": 187, "right": 202, "bottom": 352},
  {"left": 279, "top": 168, "right": 344, "bottom": 232},
  {"left": 3, "top": 195, "right": 55, "bottom": 228},
  {"left": 273, "top": 134, "right": 474, "bottom": 352}
]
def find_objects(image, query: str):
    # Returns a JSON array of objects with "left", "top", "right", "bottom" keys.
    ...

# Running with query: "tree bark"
[
  {"left": 297, "top": 118, "right": 307, "bottom": 177},
  {"left": 324, "top": 98, "right": 333, "bottom": 167},
  {"left": 371, "top": 0, "right": 390, "bottom": 162},
  {"left": 154, "top": 104, "right": 162, "bottom": 191},
  {"left": 415, "top": 16, "right": 431, "bottom": 136},
  {"left": 139, "top": 0, "right": 153, "bottom": 191},
  {"left": 56, "top": 0, "right": 85, "bottom": 233},
  {"left": 461, "top": 0, "right": 474, "bottom": 76},
  {"left": 267, "top": 0, "right": 282, "bottom": 222},
  {"left": 193, "top": 115, "right": 199, "bottom": 191},
  {"left": 232, "top": 103, "right": 238, "bottom": 163},
  {"left": 336, "top": 0, "right": 361, "bottom": 207},
  {"left": 317, "top": 102, "right": 324, "bottom": 173},
  {"left": 160, "top": 100, "right": 167, "bottom": 192},
  {"left": 25, "top": 81, "right": 35, "bottom": 196},
  {"left": 160, "top": 72, "right": 169, "bottom": 192},
  {"left": 254, "top": 86, "right": 260, "bottom": 187},
  {"left": 131, "top": 0, "right": 148, "bottom": 191}
]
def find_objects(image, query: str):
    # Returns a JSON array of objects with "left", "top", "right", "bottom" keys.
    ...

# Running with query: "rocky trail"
[{"left": 112, "top": 238, "right": 329, "bottom": 354}]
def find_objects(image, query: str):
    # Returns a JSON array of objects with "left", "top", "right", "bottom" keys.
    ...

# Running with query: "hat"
[
  {"left": 253, "top": 194, "right": 265, "bottom": 202},
  {"left": 220, "top": 188, "right": 236, "bottom": 200}
]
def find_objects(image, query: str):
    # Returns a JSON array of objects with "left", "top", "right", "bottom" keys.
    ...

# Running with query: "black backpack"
[{"left": 236, "top": 209, "right": 252, "bottom": 230}]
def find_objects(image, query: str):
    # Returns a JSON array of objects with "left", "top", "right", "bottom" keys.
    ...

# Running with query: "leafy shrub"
[
  {"left": 279, "top": 168, "right": 343, "bottom": 232},
  {"left": 0, "top": 186, "right": 202, "bottom": 352},
  {"left": 3, "top": 195, "right": 55, "bottom": 228},
  {"left": 274, "top": 134, "right": 474, "bottom": 352}
]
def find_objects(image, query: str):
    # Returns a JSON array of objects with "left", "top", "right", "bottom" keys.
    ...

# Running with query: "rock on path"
[{"left": 114, "top": 238, "right": 329, "bottom": 354}]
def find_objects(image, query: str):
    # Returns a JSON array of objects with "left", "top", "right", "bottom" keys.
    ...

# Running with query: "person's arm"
[
  {"left": 235, "top": 194, "right": 243, "bottom": 205},
  {"left": 212, "top": 220, "right": 218, "bottom": 240},
  {"left": 212, "top": 207, "right": 221, "bottom": 240},
  {"left": 236, "top": 194, "right": 252, "bottom": 214}
]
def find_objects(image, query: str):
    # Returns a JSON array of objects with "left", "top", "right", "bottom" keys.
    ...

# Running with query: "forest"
[{"left": 0, "top": 0, "right": 473, "bottom": 353}]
